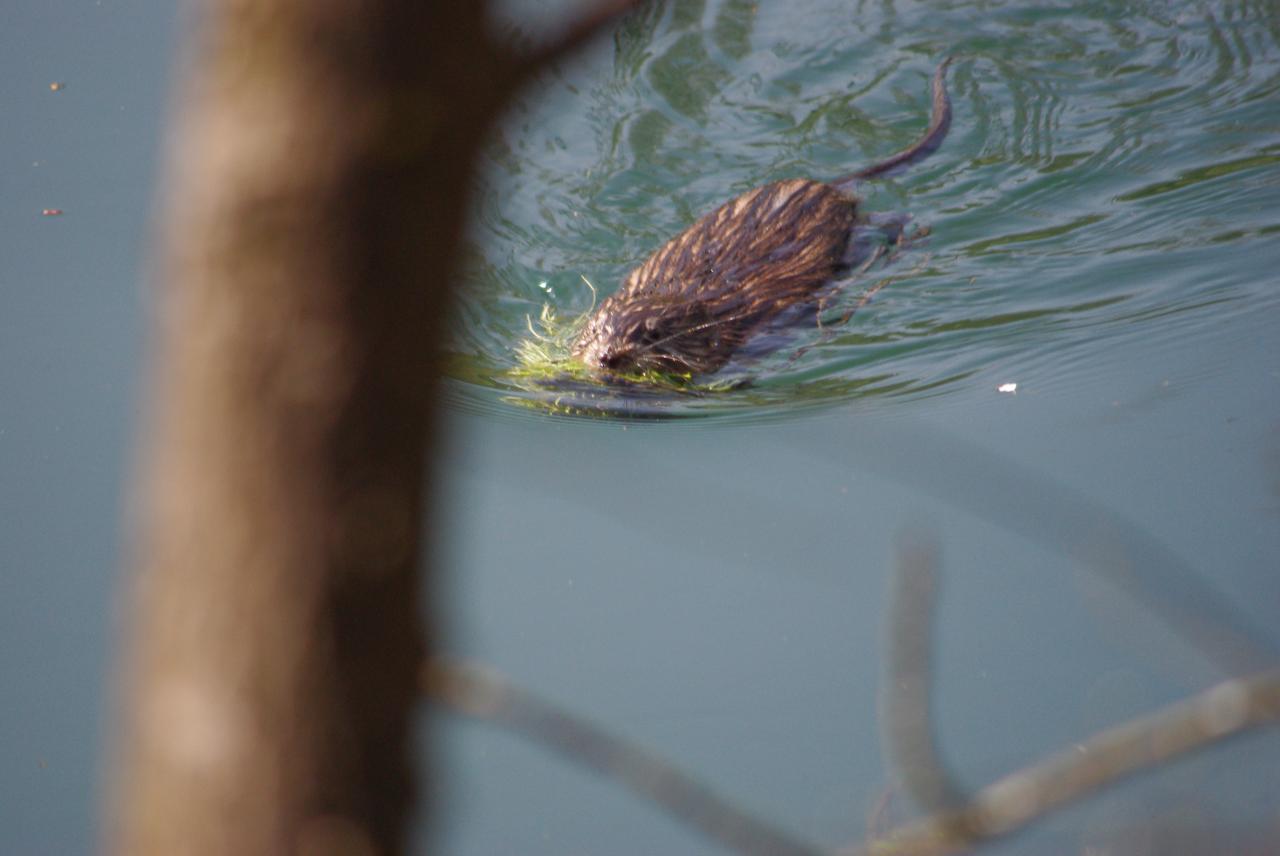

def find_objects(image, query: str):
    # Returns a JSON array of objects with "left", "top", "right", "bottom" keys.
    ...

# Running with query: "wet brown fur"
[
  {"left": 572, "top": 58, "right": 953, "bottom": 377},
  {"left": 575, "top": 179, "right": 855, "bottom": 375}
]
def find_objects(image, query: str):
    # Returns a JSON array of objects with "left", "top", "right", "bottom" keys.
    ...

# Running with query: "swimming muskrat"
[{"left": 572, "top": 58, "right": 953, "bottom": 377}]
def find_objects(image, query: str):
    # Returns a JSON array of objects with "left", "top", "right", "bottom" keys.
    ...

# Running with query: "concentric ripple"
[{"left": 444, "top": 0, "right": 1280, "bottom": 422}]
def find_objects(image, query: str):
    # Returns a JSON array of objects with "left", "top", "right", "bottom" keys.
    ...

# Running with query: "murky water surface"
[{"left": 450, "top": 0, "right": 1280, "bottom": 422}]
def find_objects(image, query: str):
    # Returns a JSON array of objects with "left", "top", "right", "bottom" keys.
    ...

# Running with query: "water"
[
  {"left": 1, "top": 1, "right": 1278, "bottom": 855},
  {"left": 438, "top": 1, "right": 1280, "bottom": 853},
  {"left": 1, "top": 4, "right": 179, "bottom": 853},
  {"left": 451, "top": 0, "right": 1280, "bottom": 423}
]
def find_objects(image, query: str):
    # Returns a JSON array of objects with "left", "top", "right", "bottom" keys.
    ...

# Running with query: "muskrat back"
[{"left": 573, "top": 58, "right": 953, "bottom": 377}]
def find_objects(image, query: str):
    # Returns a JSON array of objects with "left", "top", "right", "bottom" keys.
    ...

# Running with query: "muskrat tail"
[{"left": 832, "top": 56, "right": 953, "bottom": 190}]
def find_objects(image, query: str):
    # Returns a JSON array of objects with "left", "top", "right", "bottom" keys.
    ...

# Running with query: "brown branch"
[
  {"left": 860, "top": 530, "right": 1280, "bottom": 856},
  {"left": 426, "top": 532, "right": 1280, "bottom": 856},
  {"left": 424, "top": 559, "right": 1279, "bottom": 856},
  {"left": 853, "top": 667, "right": 1280, "bottom": 856},
  {"left": 109, "top": 5, "right": 456, "bottom": 849},
  {"left": 425, "top": 656, "right": 828, "bottom": 856},
  {"left": 430, "top": 651, "right": 1280, "bottom": 856},
  {"left": 108, "top": 2, "right": 643, "bottom": 855}
]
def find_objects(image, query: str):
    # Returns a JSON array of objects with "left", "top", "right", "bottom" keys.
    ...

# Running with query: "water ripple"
[{"left": 448, "top": 0, "right": 1280, "bottom": 422}]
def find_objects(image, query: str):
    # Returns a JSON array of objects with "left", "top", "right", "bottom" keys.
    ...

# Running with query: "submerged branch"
[
  {"left": 880, "top": 535, "right": 972, "bottom": 825},
  {"left": 424, "top": 656, "right": 827, "bottom": 856},
  {"left": 429, "top": 652, "right": 1280, "bottom": 856},
  {"left": 852, "top": 666, "right": 1280, "bottom": 856},
  {"left": 858, "top": 531, "right": 1280, "bottom": 856}
]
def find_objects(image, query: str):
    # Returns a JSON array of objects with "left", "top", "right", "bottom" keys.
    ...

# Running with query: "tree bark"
[{"left": 110, "top": 2, "right": 636, "bottom": 854}]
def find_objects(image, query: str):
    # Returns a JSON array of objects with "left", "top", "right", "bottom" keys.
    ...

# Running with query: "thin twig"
[
  {"left": 425, "top": 656, "right": 828, "bottom": 856},
  {"left": 858, "top": 532, "right": 1280, "bottom": 856},
  {"left": 851, "top": 667, "right": 1280, "bottom": 855},
  {"left": 880, "top": 535, "right": 972, "bottom": 825},
  {"left": 425, "top": 653, "right": 1280, "bottom": 856}
]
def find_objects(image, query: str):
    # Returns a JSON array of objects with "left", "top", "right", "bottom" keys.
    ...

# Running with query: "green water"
[{"left": 450, "top": 0, "right": 1280, "bottom": 421}]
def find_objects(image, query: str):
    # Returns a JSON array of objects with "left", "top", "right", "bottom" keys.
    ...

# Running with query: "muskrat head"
[{"left": 572, "top": 299, "right": 735, "bottom": 377}]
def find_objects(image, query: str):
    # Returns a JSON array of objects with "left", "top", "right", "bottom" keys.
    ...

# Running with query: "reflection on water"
[{"left": 449, "top": 0, "right": 1280, "bottom": 421}]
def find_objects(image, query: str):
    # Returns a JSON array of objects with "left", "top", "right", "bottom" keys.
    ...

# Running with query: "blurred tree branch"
[
  {"left": 429, "top": 541, "right": 1280, "bottom": 856},
  {"left": 878, "top": 536, "right": 972, "bottom": 830},
  {"left": 856, "top": 533, "right": 1280, "bottom": 855},
  {"left": 110, "top": 2, "right": 641, "bottom": 855},
  {"left": 425, "top": 657, "right": 827, "bottom": 856}
]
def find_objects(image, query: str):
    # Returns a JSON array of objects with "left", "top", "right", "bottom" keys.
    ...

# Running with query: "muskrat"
[{"left": 572, "top": 58, "right": 953, "bottom": 377}]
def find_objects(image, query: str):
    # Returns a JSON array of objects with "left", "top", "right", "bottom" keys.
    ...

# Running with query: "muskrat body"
[{"left": 573, "top": 58, "right": 953, "bottom": 377}]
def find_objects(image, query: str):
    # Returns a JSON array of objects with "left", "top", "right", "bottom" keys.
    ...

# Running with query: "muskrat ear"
[{"left": 642, "top": 317, "right": 661, "bottom": 332}]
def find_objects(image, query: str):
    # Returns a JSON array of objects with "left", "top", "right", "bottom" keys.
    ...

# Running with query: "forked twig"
[
  {"left": 855, "top": 532, "right": 1280, "bottom": 856},
  {"left": 428, "top": 646, "right": 1279, "bottom": 856},
  {"left": 850, "top": 664, "right": 1280, "bottom": 855}
]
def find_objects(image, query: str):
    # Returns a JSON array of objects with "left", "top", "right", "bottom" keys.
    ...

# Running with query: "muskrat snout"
[
  {"left": 574, "top": 334, "right": 625, "bottom": 372},
  {"left": 574, "top": 304, "right": 727, "bottom": 376}
]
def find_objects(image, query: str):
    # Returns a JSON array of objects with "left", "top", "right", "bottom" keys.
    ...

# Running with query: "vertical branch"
[
  {"left": 880, "top": 534, "right": 976, "bottom": 840},
  {"left": 109, "top": 2, "right": 643, "bottom": 855},
  {"left": 111, "top": 4, "right": 461, "bottom": 853}
]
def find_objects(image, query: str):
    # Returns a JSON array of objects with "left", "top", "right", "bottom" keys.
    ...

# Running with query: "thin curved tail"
[{"left": 833, "top": 57, "right": 953, "bottom": 189}]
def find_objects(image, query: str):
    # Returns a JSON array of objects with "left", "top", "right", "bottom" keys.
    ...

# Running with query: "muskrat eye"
[{"left": 637, "top": 316, "right": 671, "bottom": 346}]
